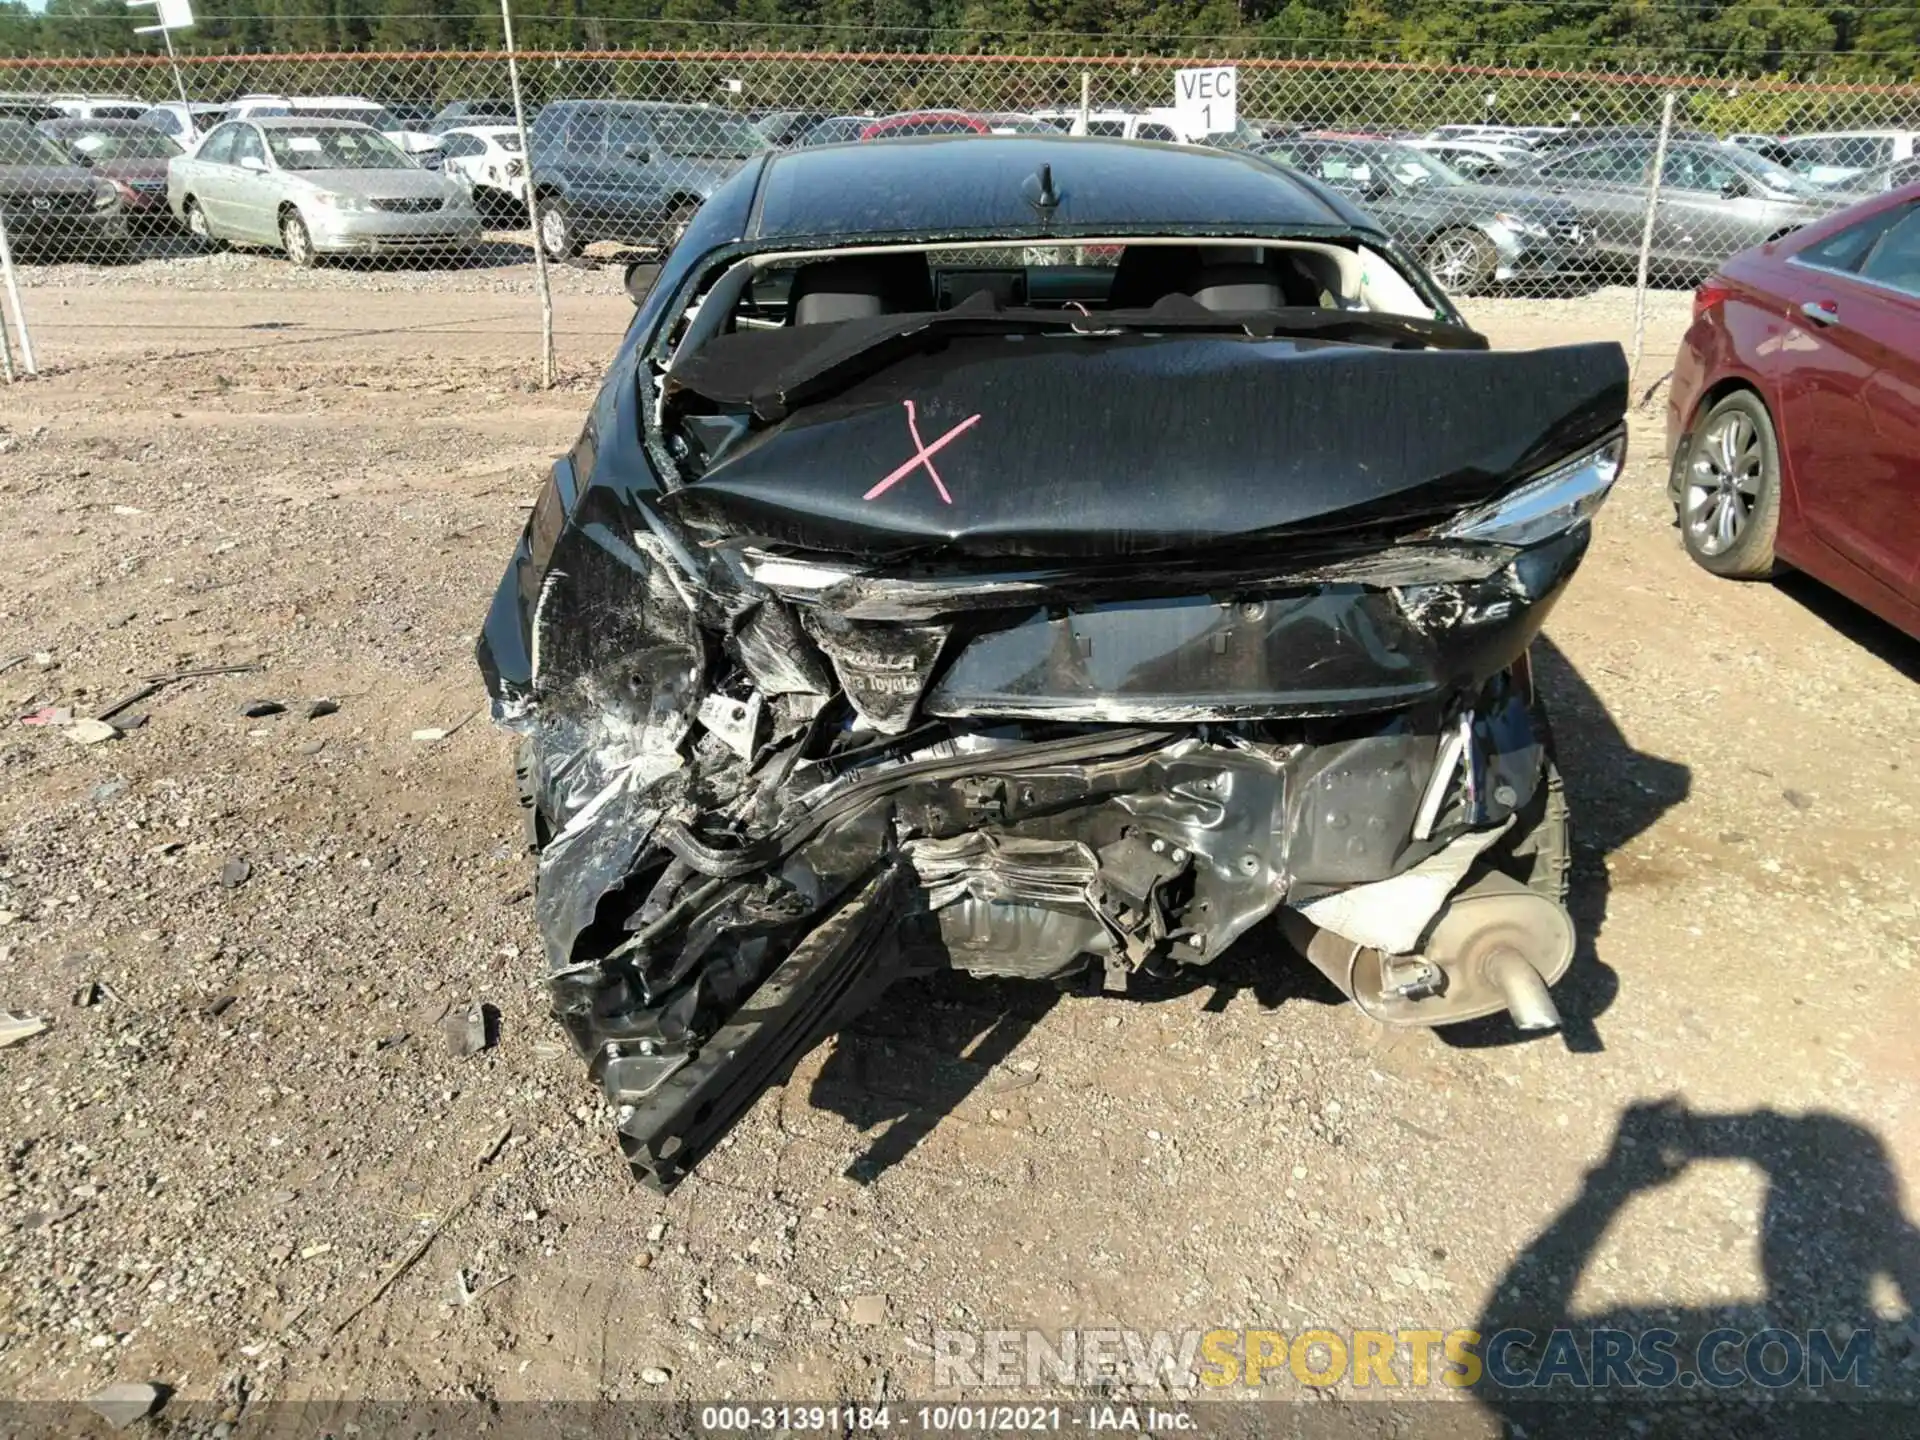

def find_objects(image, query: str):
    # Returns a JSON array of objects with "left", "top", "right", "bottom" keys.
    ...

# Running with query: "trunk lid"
[{"left": 662, "top": 334, "right": 1626, "bottom": 561}]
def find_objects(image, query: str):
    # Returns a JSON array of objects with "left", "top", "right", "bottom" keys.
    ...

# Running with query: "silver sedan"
[{"left": 167, "top": 116, "right": 480, "bottom": 266}]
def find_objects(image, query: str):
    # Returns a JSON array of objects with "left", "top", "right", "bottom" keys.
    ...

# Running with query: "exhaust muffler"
[{"left": 1280, "top": 870, "right": 1573, "bottom": 1030}]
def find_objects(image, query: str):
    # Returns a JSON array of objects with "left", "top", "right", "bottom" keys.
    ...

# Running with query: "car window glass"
[
  {"left": 1135, "top": 123, "right": 1175, "bottom": 141},
  {"left": 1858, "top": 207, "right": 1920, "bottom": 296},
  {"left": 1842, "top": 137, "right": 1895, "bottom": 168},
  {"left": 566, "top": 111, "right": 605, "bottom": 153},
  {"left": 1894, "top": 160, "right": 1920, "bottom": 188},
  {"left": 145, "top": 108, "right": 180, "bottom": 134},
  {"left": 1662, "top": 147, "right": 1739, "bottom": 193},
  {"left": 230, "top": 126, "right": 267, "bottom": 168},
  {"left": 442, "top": 133, "right": 479, "bottom": 158},
  {"left": 66, "top": 126, "right": 182, "bottom": 160},
  {"left": 265, "top": 125, "right": 408, "bottom": 170},
  {"left": 1797, "top": 203, "right": 1913, "bottom": 273},
  {"left": 604, "top": 110, "right": 650, "bottom": 155},
  {"left": 1540, "top": 145, "right": 1641, "bottom": 183},
  {"left": 197, "top": 124, "right": 238, "bottom": 164},
  {"left": 1086, "top": 120, "right": 1124, "bottom": 137}
]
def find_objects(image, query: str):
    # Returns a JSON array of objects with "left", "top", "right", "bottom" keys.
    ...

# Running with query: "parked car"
[
  {"left": 432, "top": 99, "right": 517, "bottom": 132},
  {"left": 1028, "top": 107, "right": 1181, "bottom": 142},
  {"left": 1257, "top": 137, "right": 1594, "bottom": 291},
  {"left": 166, "top": 117, "right": 480, "bottom": 267},
  {"left": 435, "top": 123, "right": 526, "bottom": 219},
  {"left": 0, "top": 118, "right": 128, "bottom": 259},
  {"left": 1666, "top": 183, "right": 1920, "bottom": 638},
  {"left": 37, "top": 117, "right": 182, "bottom": 230},
  {"left": 750, "top": 110, "right": 832, "bottom": 147},
  {"left": 1425, "top": 124, "right": 1544, "bottom": 150},
  {"left": 0, "top": 99, "right": 61, "bottom": 124},
  {"left": 860, "top": 111, "right": 1059, "bottom": 140},
  {"left": 1505, "top": 139, "right": 1840, "bottom": 274},
  {"left": 138, "top": 101, "right": 230, "bottom": 148},
  {"left": 1528, "top": 124, "right": 1716, "bottom": 155},
  {"left": 225, "top": 95, "right": 443, "bottom": 157},
  {"left": 384, "top": 101, "right": 438, "bottom": 131},
  {"left": 797, "top": 115, "right": 874, "bottom": 147},
  {"left": 1408, "top": 137, "right": 1533, "bottom": 180},
  {"left": 478, "top": 132, "right": 1628, "bottom": 1187},
  {"left": 1778, "top": 130, "right": 1920, "bottom": 186},
  {"left": 46, "top": 95, "right": 151, "bottom": 122},
  {"left": 1821, "top": 156, "right": 1920, "bottom": 199},
  {"left": 525, "top": 100, "right": 768, "bottom": 260}
]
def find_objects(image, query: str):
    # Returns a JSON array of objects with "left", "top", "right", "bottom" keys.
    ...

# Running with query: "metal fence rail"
[{"left": 3, "top": 44, "right": 1919, "bottom": 378}]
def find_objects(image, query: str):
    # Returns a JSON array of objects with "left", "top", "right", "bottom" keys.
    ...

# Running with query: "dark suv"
[{"left": 527, "top": 100, "right": 769, "bottom": 260}]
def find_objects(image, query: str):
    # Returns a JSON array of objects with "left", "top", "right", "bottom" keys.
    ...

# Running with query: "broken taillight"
[{"left": 1693, "top": 280, "right": 1733, "bottom": 322}]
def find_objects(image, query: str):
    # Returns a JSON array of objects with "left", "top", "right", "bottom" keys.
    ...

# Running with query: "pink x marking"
[{"left": 864, "top": 399, "right": 982, "bottom": 505}]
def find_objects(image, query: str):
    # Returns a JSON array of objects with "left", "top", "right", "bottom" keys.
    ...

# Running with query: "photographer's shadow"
[{"left": 1474, "top": 1099, "right": 1920, "bottom": 1433}]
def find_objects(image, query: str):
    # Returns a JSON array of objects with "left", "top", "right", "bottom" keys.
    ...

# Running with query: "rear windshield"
[
  {"left": 0, "top": 122, "right": 74, "bottom": 167},
  {"left": 266, "top": 125, "right": 411, "bottom": 170}
]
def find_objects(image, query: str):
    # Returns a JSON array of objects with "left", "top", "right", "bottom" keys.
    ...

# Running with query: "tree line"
[{"left": 3, "top": 0, "right": 1919, "bottom": 79}]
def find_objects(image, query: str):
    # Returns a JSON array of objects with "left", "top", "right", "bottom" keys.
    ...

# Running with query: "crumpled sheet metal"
[{"left": 1292, "top": 817, "right": 1514, "bottom": 956}]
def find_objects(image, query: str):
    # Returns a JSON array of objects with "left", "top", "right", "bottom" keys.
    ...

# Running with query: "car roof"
[
  {"left": 751, "top": 135, "right": 1374, "bottom": 241},
  {"left": 40, "top": 116, "right": 156, "bottom": 130},
  {"left": 241, "top": 116, "right": 380, "bottom": 130}
]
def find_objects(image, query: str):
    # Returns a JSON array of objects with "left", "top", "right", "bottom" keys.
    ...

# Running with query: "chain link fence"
[{"left": 3, "top": 43, "right": 1919, "bottom": 378}]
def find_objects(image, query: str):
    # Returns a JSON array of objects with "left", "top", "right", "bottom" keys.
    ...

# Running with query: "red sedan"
[
  {"left": 860, "top": 111, "right": 1056, "bottom": 141},
  {"left": 1666, "top": 181, "right": 1920, "bottom": 639}
]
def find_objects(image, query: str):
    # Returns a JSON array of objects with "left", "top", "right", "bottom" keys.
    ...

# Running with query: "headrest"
[{"left": 788, "top": 253, "right": 934, "bottom": 325}]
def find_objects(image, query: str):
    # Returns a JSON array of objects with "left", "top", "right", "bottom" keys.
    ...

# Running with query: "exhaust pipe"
[
  {"left": 1281, "top": 871, "right": 1573, "bottom": 1031},
  {"left": 1482, "top": 947, "right": 1562, "bottom": 1031}
]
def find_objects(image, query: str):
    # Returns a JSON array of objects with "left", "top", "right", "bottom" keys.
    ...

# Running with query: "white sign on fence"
[
  {"left": 127, "top": 0, "right": 194, "bottom": 34},
  {"left": 1173, "top": 65, "right": 1238, "bottom": 137}
]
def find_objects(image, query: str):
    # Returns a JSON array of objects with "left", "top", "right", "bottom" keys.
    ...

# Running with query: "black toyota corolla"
[{"left": 477, "top": 134, "right": 1627, "bottom": 1188}]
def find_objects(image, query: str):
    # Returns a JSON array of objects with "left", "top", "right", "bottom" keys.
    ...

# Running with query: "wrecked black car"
[{"left": 478, "top": 136, "right": 1628, "bottom": 1188}]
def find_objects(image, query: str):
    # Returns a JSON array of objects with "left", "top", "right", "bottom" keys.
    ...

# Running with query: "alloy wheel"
[
  {"left": 540, "top": 205, "right": 570, "bottom": 258},
  {"left": 1684, "top": 410, "right": 1763, "bottom": 556},
  {"left": 281, "top": 212, "right": 313, "bottom": 267}
]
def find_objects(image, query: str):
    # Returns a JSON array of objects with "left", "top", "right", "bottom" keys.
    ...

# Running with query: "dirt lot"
[{"left": 2, "top": 258, "right": 1918, "bottom": 1427}]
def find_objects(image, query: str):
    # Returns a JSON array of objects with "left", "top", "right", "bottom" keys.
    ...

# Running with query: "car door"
[
  {"left": 1525, "top": 144, "right": 1651, "bottom": 259},
  {"left": 557, "top": 106, "right": 614, "bottom": 231},
  {"left": 601, "top": 107, "right": 663, "bottom": 234},
  {"left": 185, "top": 122, "right": 240, "bottom": 230},
  {"left": 1772, "top": 201, "right": 1920, "bottom": 591},
  {"left": 1656, "top": 146, "right": 1784, "bottom": 267},
  {"left": 225, "top": 124, "right": 274, "bottom": 242}
]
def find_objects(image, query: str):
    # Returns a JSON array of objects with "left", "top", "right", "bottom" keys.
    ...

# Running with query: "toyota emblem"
[{"left": 29, "top": 195, "right": 51, "bottom": 211}]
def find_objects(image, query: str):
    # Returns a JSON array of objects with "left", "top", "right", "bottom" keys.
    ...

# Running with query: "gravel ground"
[{"left": 1, "top": 261, "right": 1918, "bottom": 1429}]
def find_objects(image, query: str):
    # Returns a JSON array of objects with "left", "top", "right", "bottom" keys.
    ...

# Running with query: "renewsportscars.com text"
[{"left": 932, "top": 1326, "right": 1875, "bottom": 1391}]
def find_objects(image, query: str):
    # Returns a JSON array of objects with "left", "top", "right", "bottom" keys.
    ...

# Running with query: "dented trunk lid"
[{"left": 661, "top": 334, "right": 1626, "bottom": 562}]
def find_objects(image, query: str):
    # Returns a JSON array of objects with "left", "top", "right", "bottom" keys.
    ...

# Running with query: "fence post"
[
  {"left": 1078, "top": 70, "right": 1091, "bottom": 133},
  {"left": 0, "top": 209, "right": 37, "bottom": 378},
  {"left": 1630, "top": 92, "right": 1677, "bottom": 387},
  {"left": 500, "top": 0, "right": 557, "bottom": 389}
]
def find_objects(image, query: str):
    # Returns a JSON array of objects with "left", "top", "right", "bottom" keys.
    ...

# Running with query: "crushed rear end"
[{"left": 478, "top": 254, "right": 1626, "bottom": 1189}]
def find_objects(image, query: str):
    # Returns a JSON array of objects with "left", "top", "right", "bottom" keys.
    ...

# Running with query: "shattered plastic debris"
[{"left": 0, "top": 1012, "right": 49, "bottom": 1049}]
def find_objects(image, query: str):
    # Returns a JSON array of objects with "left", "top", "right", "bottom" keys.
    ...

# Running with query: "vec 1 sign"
[{"left": 1173, "top": 65, "right": 1238, "bottom": 137}]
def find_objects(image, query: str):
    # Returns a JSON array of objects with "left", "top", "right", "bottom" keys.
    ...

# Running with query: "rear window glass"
[{"left": 1798, "top": 203, "right": 1915, "bottom": 274}]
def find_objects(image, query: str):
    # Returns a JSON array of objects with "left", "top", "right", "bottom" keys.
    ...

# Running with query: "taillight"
[{"left": 1693, "top": 280, "right": 1733, "bottom": 321}]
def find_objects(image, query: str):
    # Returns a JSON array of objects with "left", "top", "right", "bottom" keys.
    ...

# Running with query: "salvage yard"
[{"left": 2, "top": 263, "right": 1918, "bottom": 1423}]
